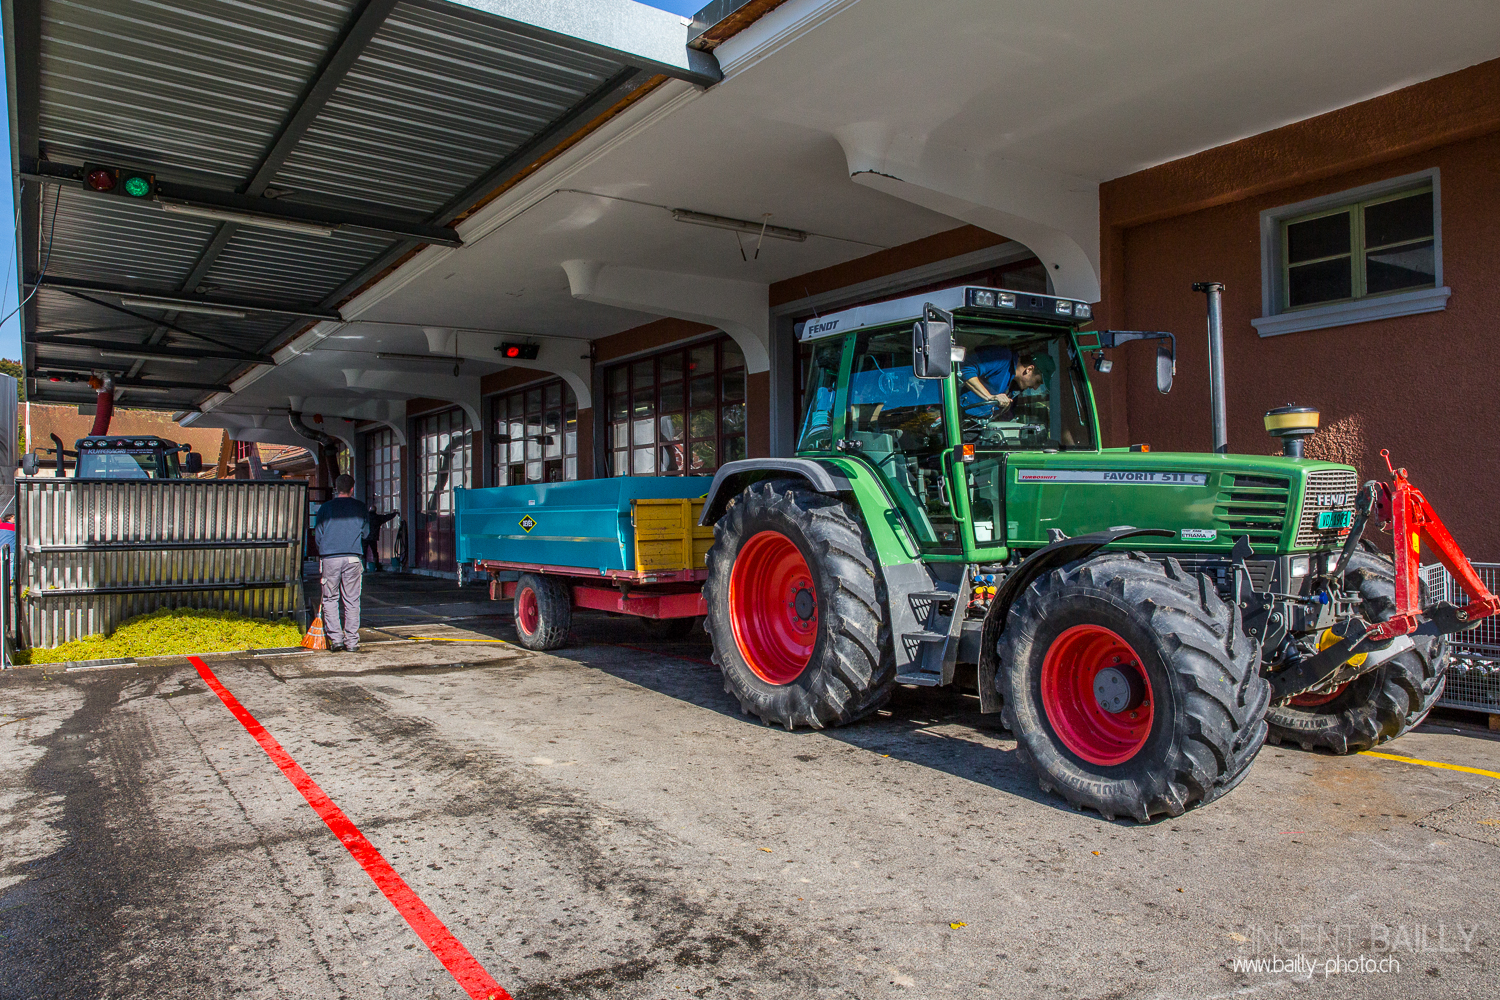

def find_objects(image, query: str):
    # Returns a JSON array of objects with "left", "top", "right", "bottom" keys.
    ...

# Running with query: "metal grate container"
[
  {"left": 17, "top": 479, "right": 307, "bottom": 649},
  {"left": 1421, "top": 562, "right": 1500, "bottom": 713}
]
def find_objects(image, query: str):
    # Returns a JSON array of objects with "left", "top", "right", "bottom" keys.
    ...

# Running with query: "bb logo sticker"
[
  {"left": 519, "top": 514, "right": 537, "bottom": 533},
  {"left": 1180, "top": 528, "right": 1217, "bottom": 541}
]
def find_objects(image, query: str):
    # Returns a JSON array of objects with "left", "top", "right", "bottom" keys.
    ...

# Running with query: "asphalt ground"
[{"left": 2, "top": 575, "right": 1499, "bottom": 1000}]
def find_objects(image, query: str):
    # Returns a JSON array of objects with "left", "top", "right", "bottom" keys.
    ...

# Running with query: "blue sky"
[{"left": 0, "top": 1, "right": 703, "bottom": 363}]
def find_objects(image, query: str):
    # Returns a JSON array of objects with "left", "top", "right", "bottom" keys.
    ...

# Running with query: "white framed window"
[{"left": 1253, "top": 168, "right": 1448, "bottom": 338}]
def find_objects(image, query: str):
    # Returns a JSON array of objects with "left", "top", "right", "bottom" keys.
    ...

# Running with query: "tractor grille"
[
  {"left": 1214, "top": 473, "right": 1289, "bottom": 546},
  {"left": 1295, "top": 469, "right": 1360, "bottom": 547}
]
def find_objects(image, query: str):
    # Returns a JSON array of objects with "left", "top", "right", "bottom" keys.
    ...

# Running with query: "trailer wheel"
[
  {"left": 1266, "top": 550, "right": 1447, "bottom": 753},
  {"left": 704, "top": 480, "right": 894, "bottom": 729},
  {"left": 637, "top": 616, "right": 699, "bottom": 641},
  {"left": 999, "top": 552, "right": 1269, "bottom": 822},
  {"left": 513, "top": 573, "right": 572, "bottom": 651}
]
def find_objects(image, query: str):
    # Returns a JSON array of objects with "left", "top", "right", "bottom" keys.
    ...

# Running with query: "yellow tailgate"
[{"left": 632, "top": 498, "right": 713, "bottom": 573}]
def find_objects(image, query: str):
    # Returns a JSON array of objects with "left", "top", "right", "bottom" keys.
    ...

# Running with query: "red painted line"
[{"left": 188, "top": 656, "right": 510, "bottom": 1000}]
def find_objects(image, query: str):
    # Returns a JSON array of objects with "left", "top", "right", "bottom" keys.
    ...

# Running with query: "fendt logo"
[
  {"left": 1314, "top": 493, "right": 1351, "bottom": 507},
  {"left": 805, "top": 319, "right": 840, "bottom": 335}
]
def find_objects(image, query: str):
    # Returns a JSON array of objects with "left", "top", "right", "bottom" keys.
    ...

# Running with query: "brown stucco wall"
[{"left": 1101, "top": 65, "right": 1500, "bottom": 558}]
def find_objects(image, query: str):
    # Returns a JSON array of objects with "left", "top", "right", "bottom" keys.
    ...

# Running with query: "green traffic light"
[{"left": 122, "top": 174, "right": 152, "bottom": 197}]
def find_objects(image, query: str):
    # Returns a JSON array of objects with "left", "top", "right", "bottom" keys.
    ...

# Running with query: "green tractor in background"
[{"left": 698, "top": 285, "right": 1496, "bottom": 821}]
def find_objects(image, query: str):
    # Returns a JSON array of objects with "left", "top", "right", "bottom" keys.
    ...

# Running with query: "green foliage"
[
  {"left": 17, "top": 608, "right": 303, "bottom": 664},
  {"left": 0, "top": 358, "right": 24, "bottom": 401}
]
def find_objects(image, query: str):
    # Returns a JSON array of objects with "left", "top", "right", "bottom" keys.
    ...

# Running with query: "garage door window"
[
  {"left": 606, "top": 336, "right": 745, "bottom": 476},
  {"left": 364, "top": 428, "right": 401, "bottom": 564},
  {"left": 490, "top": 380, "right": 577, "bottom": 486},
  {"left": 414, "top": 408, "right": 473, "bottom": 572}
]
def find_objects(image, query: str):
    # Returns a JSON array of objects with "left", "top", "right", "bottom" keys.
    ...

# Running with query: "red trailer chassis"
[{"left": 476, "top": 559, "right": 708, "bottom": 620}]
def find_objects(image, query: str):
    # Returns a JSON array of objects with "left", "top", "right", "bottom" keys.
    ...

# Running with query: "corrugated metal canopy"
[{"left": 9, "top": 0, "right": 719, "bottom": 410}]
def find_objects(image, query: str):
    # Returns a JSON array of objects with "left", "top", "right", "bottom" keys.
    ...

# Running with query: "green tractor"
[{"left": 697, "top": 284, "right": 1495, "bottom": 821}]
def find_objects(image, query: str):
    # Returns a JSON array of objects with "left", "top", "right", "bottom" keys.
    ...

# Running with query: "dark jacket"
[{"left": 315, "top": 496, "right": 369, "bottom": 558}]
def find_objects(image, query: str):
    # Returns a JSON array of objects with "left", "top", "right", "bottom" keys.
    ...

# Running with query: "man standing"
[{"left": 315, "top": 474, "right": 368, "bottom": 652}]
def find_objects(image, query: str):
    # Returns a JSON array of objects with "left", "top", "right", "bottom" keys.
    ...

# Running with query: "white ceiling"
[{"left": 194, "top": 0, "right": 1500, "bottom": 425}]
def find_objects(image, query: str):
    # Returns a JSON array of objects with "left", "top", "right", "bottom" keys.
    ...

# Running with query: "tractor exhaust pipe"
[{"left": 1192, "top": 282, "right": 1228, "bottom": 454}]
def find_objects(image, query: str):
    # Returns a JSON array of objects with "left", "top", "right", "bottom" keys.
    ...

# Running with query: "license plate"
[{"left": 1317, "top": 510, "right": 1354, "bottom": 530}]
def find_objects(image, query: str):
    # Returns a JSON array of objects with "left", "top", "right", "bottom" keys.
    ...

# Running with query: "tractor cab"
[
  {"left": 22, "top": 435, "right": 206, "bottom": 479},
  {"left": 794, "top": 287, "right": 1115, "bottom": 553}
]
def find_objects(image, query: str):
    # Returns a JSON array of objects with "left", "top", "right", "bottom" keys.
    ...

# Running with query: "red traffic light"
[
  {"left": 497, "top": 342, "right": 539, "bottom": 361},
  {"left": 87, "top": 167, "right": 116, "bottom": 192}
]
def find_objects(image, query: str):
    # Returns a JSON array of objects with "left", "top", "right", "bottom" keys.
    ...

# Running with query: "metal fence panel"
[
  {"left": 17, "top": 479, "right": 307, "bottom": 649},
  {"left": 1421, "top": 562, "right": 1500, "bottom": 714}
]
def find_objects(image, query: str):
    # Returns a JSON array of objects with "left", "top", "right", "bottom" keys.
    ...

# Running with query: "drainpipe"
[
  {"left": 87, "top": 375, "right": 115, "bottom": 436},
  {"left": 289, "top": 411, "right": 339, "bottom": 488},
  {"left": 1192, "top": 282, "right": 1228, "bottom": 454}
]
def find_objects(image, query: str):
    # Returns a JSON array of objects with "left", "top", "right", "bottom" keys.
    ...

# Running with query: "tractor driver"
[{"left": 958, "top": 346, "right": 1054, "bottom": 418}]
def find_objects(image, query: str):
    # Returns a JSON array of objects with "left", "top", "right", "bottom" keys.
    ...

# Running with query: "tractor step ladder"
[{"left": 898, "top": 574, "right": 972, "bottom": 686}]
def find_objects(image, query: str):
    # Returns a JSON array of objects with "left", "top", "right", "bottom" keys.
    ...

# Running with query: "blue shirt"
[{"left": 958, "top": 346, "right": 1015, "bottom": 416}]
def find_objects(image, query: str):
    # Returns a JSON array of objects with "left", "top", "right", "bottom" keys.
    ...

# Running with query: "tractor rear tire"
[
  {"left": 1266, "top": 550, "right": 1447, "bottom": 754},
  {"left": 513, "top": 573, "right": 572, "bottom": 651},
  {"left": 704, "top": 480, "right": 895, "bottom": 729},
  {"left": 999, "top": 552, "right": 1270, "bottom": 821}
]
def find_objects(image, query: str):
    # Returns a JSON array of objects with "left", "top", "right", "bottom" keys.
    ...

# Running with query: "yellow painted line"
[{"left": 1358, "top": 750, "right": 1500, "bottom": 781}]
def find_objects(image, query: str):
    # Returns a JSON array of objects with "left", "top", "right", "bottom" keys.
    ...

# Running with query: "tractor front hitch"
[{"left": 1269, "top": 450, "right": 1498, "bottom": 703}]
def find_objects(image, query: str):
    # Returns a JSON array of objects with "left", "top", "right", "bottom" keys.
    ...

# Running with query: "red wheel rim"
[
  {"left": 1040, "top": 624, "right": 1154, "bottom": 766},
  {"left": 1289, "top": 681, "right": 1349, "bottom": 708},
  {"left": 517, "top": 587, "right": 540, "bottom": 635},
  {"left": 728, "top": 530, "right": 818, "bottom": 684}
]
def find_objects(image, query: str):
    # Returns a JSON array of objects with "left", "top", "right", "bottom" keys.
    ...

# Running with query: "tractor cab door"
[{"left": 843, "top": 328, "right": 964, "bottom": 550}]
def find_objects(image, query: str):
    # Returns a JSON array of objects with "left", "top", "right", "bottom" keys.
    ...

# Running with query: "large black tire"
[
  {"left": 1266, "top": 550, "right": 1447, "bottom": 753},
  {"left": 637, "top": 616, "right": 699, "bottom": 641},
  {"left": 999, "top": 552, "right": 1270, "bottom": 822},
  {"left": 704, "top": 480, "right": 895, "bottom": 729},
  {"left": 513, "top": 573, "right": 572, "bottom": 651}
]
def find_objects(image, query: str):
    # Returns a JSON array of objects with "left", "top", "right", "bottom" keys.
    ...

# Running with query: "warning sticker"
[
  {"left": 1015, "top": 469, "right": 1207, "bottom": 486},
  {"left": 519, "top": 514, "right": 537, "bottom": 533}
]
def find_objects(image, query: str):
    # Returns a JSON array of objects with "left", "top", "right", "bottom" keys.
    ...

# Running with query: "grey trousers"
[{"left": 320, "top": 556, "right": 363, "bottom": 649}]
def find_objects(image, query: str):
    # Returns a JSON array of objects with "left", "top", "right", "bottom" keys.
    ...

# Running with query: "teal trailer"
[{"left": 456, "top": 477, "right": 715, "bottom": 649}]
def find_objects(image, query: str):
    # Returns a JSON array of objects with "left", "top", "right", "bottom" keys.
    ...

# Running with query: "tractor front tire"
[
  {"left": 1266, "top": 550, "right": 1447, "bottom": 754},
  {"left": 704, "top": 480, "right": 895, "bottom": 729},
  {"left": 999, "top": 552, "right": 1270, "bottom": 822},
  {"left": 513, "top": 573, "right": 572, "bottom": 651}
]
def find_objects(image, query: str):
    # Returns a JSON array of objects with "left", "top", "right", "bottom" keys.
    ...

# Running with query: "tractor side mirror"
[
  {"left": 20, "top": 452, "right": 36, "bottom": 477},
  {"left": 184, "top": 451, "right": 204, "bottom": 474},
  {"left": 1156, "top": 344, "right": 1175, "bottom": 394},
  {"left": 913, "top": 307, "right": 953, "bottom": 380}
]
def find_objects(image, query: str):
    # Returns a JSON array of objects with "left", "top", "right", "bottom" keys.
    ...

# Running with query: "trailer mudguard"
[
  {"left": 975, "top": 527, "right": 1174, "bottom": 713},
  {"left": 698, "top": 458, "right": 854, "bottom": 526}
]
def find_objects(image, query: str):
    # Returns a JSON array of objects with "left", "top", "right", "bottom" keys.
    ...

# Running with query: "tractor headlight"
[
  {"left": 1074, "top": 302, "right": 1092, "bottom": 319},
  {"left": 1289, "top": 555, "right": 1311, "bottom": 579}
]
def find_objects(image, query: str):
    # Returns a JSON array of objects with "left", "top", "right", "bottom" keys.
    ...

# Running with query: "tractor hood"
[{"left": 1004, "top": 451, "right": 1359, "bottom": 555}]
